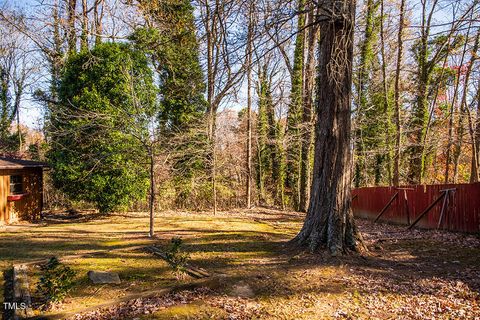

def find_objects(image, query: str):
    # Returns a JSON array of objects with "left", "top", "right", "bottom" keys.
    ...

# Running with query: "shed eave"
[{"left": 0, "top": 165, "right": 47, "bottom": 170}]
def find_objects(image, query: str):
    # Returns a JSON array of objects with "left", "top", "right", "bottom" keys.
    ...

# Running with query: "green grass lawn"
[{"left": 1, "top": 209, "right": 479, "bottom": 319}]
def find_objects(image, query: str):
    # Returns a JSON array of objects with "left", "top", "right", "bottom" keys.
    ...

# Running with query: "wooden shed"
[{"left": 0, "top": 157, "right": 48, "bottom": 224}]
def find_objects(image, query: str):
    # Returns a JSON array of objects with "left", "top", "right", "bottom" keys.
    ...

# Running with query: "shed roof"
[{"left": 0, "top": 157, "right": 48, "bottom": 170}]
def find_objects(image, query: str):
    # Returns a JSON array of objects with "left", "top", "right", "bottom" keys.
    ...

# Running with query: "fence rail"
[{"left": 352, "top": 183, "right": 480, "bottom": 233}]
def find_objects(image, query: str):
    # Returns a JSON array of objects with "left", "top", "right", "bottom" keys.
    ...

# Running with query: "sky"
[
  {"left": 1, "top": 0, "right": 46, "bottom": 130},
  {"left": 2, "top": 0, "right": 251, "bottom": 130},
  {"left": 2, "top": 0, "right": 469, "bottom": 130}
]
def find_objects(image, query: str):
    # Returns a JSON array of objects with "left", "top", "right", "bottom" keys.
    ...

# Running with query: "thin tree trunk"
[
  {"left": 264, "top": 73, "right": 284, "bottom": 207},
  {"left": 81, "top": 0, "right": 88, "bottom": 50},
  {"left": 256, "top": 138, "right": 264, "bottom": 200},
  {"left": 11, "top": 72, "right": 26, "bottom": 152},
  {"left": 393, "top": 0, "right": 406, "bottom": 186},
  {"left": 380, "top": 0, "right": 392, "bottom": 185},
  {"left": 445, "top": 23, "right": 472, "bottom": 183},
  {"left": 354, "top": 0, "right": 378, "bottom": 188},
  {"left": 149, "top": 151, "right": 155, "bottom": 237},
  {"left": 471, "top": 81, "right": 480, "bottom": 182},
  {"left": 299, "top": 4, "right": 318, "bottom": 212},
  {"left": 205, "top": 3, "right": 217, "bottom": 214},
  {"left": 466, "top": 30, "right": 480, "bottom": 183},
  {"left": 286, "top": 0, "right": 305, "bottom": 210},
  {"left": 246, "top": 2, "right": 254, "bottom": 209},
  {"left": 467, "top": 100, "right": 479, "bottom": 182},
  {"left": 445, "top": 92, "right": 456, "bottom": 183},
  {"left": 408, "top": 0, "right": 439, "bottom": 184},
  {"left": 212, "top": 139, "right": 217, "bottom": 214},
  {"left": 454, "top": 29, "right": 479, "bottom": 183},
  {"left": 416, "top": 39, "right": 452, "bottom": 185},
  {"left": 67, "top": 0, "right": 77, "bottom": 55},
  {"left": 94, "top": 0, "right": 104, "bottom": 45},
  {"left": 15, "top": 90, "right": 22, "bottom": 151},
  {"left": 294, "top": 0, "right": 365, "bottom": 255},
  {"left": 50, "top": 0, "right": 63, "bottom": 100}
]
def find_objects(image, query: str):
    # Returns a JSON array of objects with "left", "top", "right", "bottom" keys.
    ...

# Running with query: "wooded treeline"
[{"left": 1, "top": 0, "right": 479, "bottom": 217}]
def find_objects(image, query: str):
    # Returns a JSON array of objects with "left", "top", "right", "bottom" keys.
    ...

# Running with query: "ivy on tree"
[{"left": 130, "top": 0, "right": 209, "bottom": 208}]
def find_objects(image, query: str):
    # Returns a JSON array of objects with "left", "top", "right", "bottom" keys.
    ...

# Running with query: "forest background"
[{"left": 1, "top": 0, "right": 479, "bottom": 215}]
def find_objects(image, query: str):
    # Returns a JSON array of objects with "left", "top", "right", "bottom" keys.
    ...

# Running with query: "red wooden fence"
[{"left": 352, "top": 183, "right": 480, "bottom": 233}]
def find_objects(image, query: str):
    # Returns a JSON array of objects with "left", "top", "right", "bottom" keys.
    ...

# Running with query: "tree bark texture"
[
  {"left": 294, "top": 0, "right": 364, "bottom": 255},
  {"left": 94, "top": 0, "right": 104, "bottom": 45},
  {"left": 299, "top": 4, "right": 319, "bottom": 212},
  {"left": 67, "top": 0, "right": 77, "bottom": 55},
  {"left": 81, "top": 0, "right": 89, "bottom": 51}
]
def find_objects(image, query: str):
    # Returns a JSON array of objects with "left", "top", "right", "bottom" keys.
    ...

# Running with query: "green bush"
[
  {"left": 48, "top": 42, "right": 153, "bottom": 213},
  {"left": 165, "top": 237, "right": 189, "bottom": 279},
  {"left": 37, "top": 257, "right": 76, "bottom": 306}
]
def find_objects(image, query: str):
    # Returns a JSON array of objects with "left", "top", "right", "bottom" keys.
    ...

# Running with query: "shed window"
[{"left": 10, "top": 175, "right": 23, "bottom": 195}]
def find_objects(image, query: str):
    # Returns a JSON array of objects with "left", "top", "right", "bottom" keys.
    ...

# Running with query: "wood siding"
[
  {"left": 0, "top": 175, "right": 10, "bottom": 223},
  {"left": 0, "top": 168, "right": 44, "bottom": 223}
]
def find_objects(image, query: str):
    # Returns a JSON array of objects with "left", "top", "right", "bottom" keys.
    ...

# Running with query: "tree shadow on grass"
[
  {"left": 2, "top": 211, "right": 479, "bottom": 319},
  {"left": 0, "top": 234, "right": 152, "bottom": 265},
  {"left": 155, "top": 225, "right": 480, "bottom": 303}
]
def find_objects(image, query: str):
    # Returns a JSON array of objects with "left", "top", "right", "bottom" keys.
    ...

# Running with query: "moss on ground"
[
  {"left": 140, "top": 302, "right": 227, "bottom": 320},
  {"left": 0, "top": 209, "right": 479, "bottom": 319}
]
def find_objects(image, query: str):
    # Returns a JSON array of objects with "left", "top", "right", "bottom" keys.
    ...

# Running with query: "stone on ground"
[
  {"left": 230, "top": 281, "right": 255, "bottom": 298},
  {"left": 88, "top": 271, "right": 121, "bottom": 284}
]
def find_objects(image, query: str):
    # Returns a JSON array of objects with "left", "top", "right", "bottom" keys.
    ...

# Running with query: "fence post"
[
  {"left": 374, "top": 192, "right": 398, "bottom": 223},
  {"left": 437, "top": 188, "right": 456, "bottom": 229},
  {"left": 408, "top": 191, "right": 447, "bottom": 230}
]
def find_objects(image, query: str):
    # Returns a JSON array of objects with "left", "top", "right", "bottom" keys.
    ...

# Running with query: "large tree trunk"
[{"left": 293, "top": 0, "right": 364, "bottom": 255}]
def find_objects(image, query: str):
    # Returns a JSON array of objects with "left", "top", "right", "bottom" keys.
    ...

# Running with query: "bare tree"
[
  {"left": 196, "top": 0, "right": 250, "bottom": 213},
  {"left": 0, "top": 13, "right": 38, "bottom": 153}
]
